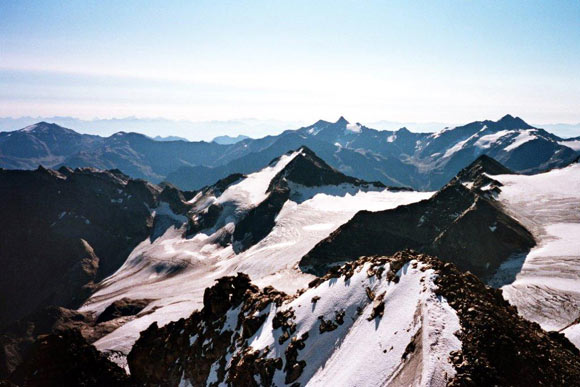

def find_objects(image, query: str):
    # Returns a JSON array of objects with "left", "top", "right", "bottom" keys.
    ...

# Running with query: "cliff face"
[{"left": 0, "top": 167, "right": 163, "bottom": 328}]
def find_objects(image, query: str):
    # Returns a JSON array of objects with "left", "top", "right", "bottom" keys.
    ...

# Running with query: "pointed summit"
[
  {"left": 269, "top": 146, "right": 384, "bottom": 189},
  {"left": 497, "top": 114, "right": 533, "bottom": 130},
  {"left": 335, "top": 116, "right": 349, "bottom": 125},
  {"left": 455, "top": 154, "right": 513, "bottom": 181}
]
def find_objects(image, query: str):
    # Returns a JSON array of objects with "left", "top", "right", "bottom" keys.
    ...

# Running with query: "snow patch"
[
  {"left": 474, "top": 130, "right": 511, "bottom": 149},
  {"left": 504, "top": 130, "right": 537, "bottom": 151},
  {"left": 558, "top": 140, "right": 580, "bottom": 151},
  {"left": 346, "top": 123, "right": 362, "bottom": 133}
]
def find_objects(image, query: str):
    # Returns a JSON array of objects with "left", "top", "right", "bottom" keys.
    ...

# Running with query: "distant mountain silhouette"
[{"left": 1, "top": 115, "right": 578, "bottom": 190}]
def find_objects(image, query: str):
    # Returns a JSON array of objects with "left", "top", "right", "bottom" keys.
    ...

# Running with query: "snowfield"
[
  {"left": 80, "top": 153, "right": 434, "bottom": 362},
  {"left": 494, "top": 163, "right": 580, "bottom": 347}
]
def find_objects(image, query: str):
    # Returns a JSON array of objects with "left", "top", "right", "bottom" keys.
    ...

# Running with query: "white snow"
[
  {"left": 494, "top": 163, "right": 580, "bottom": 345},
  {"left": 21, "top": 124, "right": 39, "bottom": 133},
  {"left": 217, "top": 150, "right": 300, "bottom": 211},
  {"left": 503, "top": 130, "right": 537, "bottom": 151},
  {"left": 244, "top": 260, "right": 461, "bottom": 387},
  {"left": 474, "top": 130, "right": 511, "bottom": 149},
  {"left": 443, "top": 137, "right": 471, "bottom": 158},
  {"left": 431, "top": 126, "right": 455, "bottom": 139},
  {"left": 558, "top": 140, "right": 580, "bottom": 151},
  {"left": 346, "top": 123, "right": 362, "bottom": 133},
  {"left": 387, "top": 134, "right": 397, "bottom": 143},
  {"left": 81, "top": 166, "right": 434, "bottom": 358}
]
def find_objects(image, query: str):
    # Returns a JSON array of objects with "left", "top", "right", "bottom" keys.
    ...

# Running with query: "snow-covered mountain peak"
[
  {"left": 19, "top": 121, "right": 77, "bottom": 135},
  {"left": 497, "top": 114, "right": 534, "bottom": 130}
]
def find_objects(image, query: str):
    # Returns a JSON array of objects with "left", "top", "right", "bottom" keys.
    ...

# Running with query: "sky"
[{"left": 1, "top": 0, "right": 579, "bottom": 136}]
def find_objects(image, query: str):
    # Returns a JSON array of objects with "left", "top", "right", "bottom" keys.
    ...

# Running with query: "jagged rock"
[{"left": 158, "top": 183, "right": 189, "bottom": 214}]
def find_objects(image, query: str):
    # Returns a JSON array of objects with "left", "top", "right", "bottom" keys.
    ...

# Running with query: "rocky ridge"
[
  {"left": 120, "top": 251, "right": 580, "bottom": 386},
  {"left": 300, "top": 155, "right": 535, "bottom": 280}
]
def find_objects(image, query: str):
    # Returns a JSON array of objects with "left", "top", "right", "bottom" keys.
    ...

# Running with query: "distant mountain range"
[
  {"left": 0, "top": 115, "right": 579, "bottom": 191},
  {"left": 211, "top": 134, "right": 250, "bottom": 144}
]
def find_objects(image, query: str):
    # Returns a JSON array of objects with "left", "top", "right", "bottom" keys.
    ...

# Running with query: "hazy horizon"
[
  {"left": 2, "top": 1, "right": 579, "bottom": 127},
  {"left": 1, "top": 114, "right": 580, "bottom": 141}
]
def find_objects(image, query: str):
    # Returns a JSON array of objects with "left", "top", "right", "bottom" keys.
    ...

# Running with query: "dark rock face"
[
  {"left": 0, "top": 307, "right": 94, "bottom": 379},
  {"left": 0, "top": 167, "right": 160, "bottom": 328},
  {"left": 8, "top": 330, "right": 130, "bottom": 387},
  {"left": 95, "top": 298, "right": 151, "bottom": 324},
  {"left": 426, "top": 253, "right": 580, "bottom": 386},
  {"left": 232, "top": 185, "right": 291, "bottom": 252},
  {"left": 300, "top": 156, "right": 535, "bottom": 279},
  {"left": 1, "top": 299, "right": 153, "bottom": 379}
]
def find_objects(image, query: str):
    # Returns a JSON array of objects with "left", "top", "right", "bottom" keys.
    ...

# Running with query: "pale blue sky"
[{"left": 1, "top": 1, "right": 579, "bottom": 126}]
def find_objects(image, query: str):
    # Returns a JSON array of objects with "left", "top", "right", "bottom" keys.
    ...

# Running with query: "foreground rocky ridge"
[
  {"left": 10, "top": 252, "right": 579, "bottom": 386},
  {"left": 301, "top": 155, "right": 535, "bottom": 280},
  {"left": 126, "top": 251, "right": 580, "bottom": 386}
]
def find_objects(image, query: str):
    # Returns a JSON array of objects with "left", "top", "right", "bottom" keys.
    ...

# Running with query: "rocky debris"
[
  {"left": 367, "top": 295, "right": 385, "bottom": 321},
  {"left": 311, "top": 296, "right": 321, "bottom": 304},
  {"left": 227, "top": 347, "right": 282, "bottom": 386},
  {"left": 318, "top": 316, "right": 338, "bottom": 333},
  {"left": 300, "top": 156, "right": 535, "bottom": 281},
  {"left": 95, "top": 298, "right": 151, "bottom": 324},
  {"left": 284, "top": 333, "right": 309, "bottom": 384},
  {"left": 334, "top": 310, "right": 345, "bottom": 325},
  {"left": 404, "top": 251, "right": 580, "bottom": 386},
  {"left": 273, "top": 308, "right": 297, "bottom": 344},
  {"left": 8, "top": 329, "right": 130, "bottom": 387}
]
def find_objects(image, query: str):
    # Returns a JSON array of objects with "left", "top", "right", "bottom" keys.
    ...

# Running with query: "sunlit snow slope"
[
  {"left": 494, "top": 163, "right": 580, "bottom": 347},
  {"left": 80, "top": 149, "right": 433, "bottom": 358}
]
